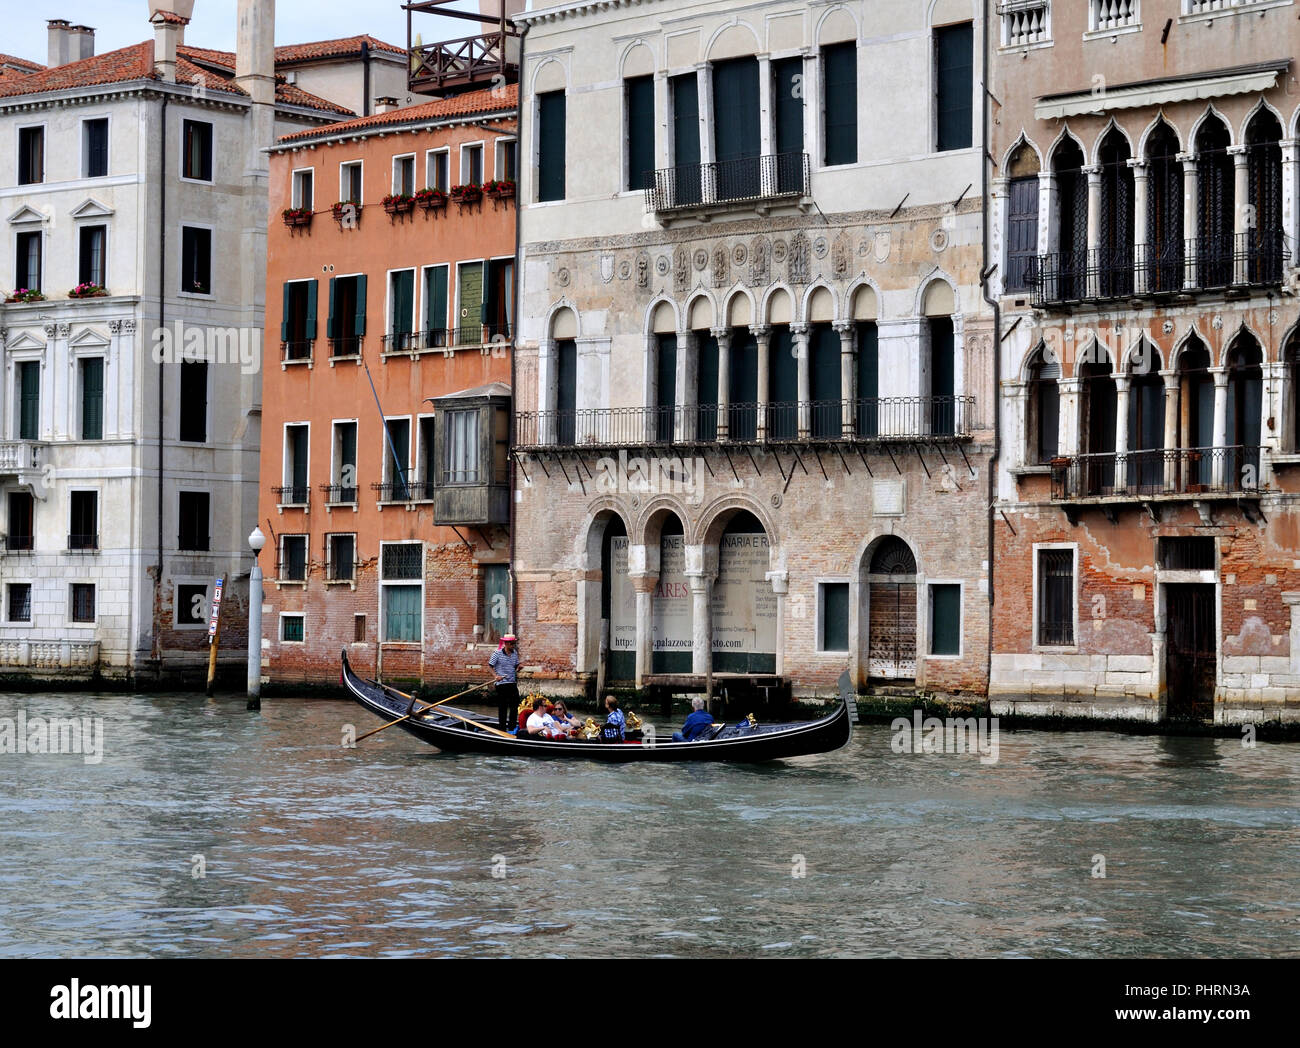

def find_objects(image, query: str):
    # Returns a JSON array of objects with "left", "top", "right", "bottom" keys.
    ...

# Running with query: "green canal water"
[{"left": 0, "top": 691, "right": 1297, "bottom": 958}]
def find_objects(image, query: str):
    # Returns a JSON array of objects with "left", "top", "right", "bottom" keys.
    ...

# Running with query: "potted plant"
[
  {"left": 414, "top": 186, "right": 448, "bottom": 211},
  {"left": 331, "top": 200, "right": 363, "bottom": 225},
  {"left": 450, "top": 182, "right": 482, "bottom": 205},
  {"left": 68, "top": 282, "right": 108, "bottom": 299},
  {"left": 282, "top": 206, "right": 314, "bottom": 228},
  {"left": 4, "top": 288, "right": 46, "bottom": 303},
  {"left": 484, "top": 179, "right": 516, "bottom": 200},
  {"left": 382, "top": 192, "right": 415, "bottom": 216}
]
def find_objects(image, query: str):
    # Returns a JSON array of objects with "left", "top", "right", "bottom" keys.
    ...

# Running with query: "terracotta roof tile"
[
  {"left": 277, "top": 83, "right": 518, "bottom": 143},
  {"left": 275, "top": 35, "right": 406, "bottom": 63},
  {"left": 0, "top": 54, "right": 44, "bottom": 73}
]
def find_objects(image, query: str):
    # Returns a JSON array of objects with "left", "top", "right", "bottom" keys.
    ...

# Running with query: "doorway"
[
  {"left": 1165, "top": 583, "right": 1216, "bottom": 721},
  {"left": 866, "top": 537, "right": 917, "bottom": 680}
]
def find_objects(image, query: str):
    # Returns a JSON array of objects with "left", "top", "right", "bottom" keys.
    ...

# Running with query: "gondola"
[{"left": 341, "top": 650, "right": 852, "bottom": 762}]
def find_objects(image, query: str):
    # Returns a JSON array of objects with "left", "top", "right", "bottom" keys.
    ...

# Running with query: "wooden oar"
[
  {"left": 355, "top": 679, "right": 495, "bottom": 742},
  {"left": 376, "top": 681, "right": 518, "bottom": 741}
]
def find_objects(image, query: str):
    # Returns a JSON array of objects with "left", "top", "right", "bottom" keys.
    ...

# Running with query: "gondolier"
[{"left": 489, "top": 634, "right": 521, "bottom": 730}]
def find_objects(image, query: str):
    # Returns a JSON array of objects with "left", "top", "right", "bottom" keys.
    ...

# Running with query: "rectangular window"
[
  {"left": 18, "top": 126, "right": 43, "bottom": 185},
  {"left": 384, "top": 418, "right": 411, "bottom": 500},
  {"left": 537, "top": 90, "right": 566, "bottom": 202},
  {"left": 176, "top": 583, "right": 208, "bottom": 626},
  {"left": 178, "top": 491, "right": 210, "bottom": 551},
  {"left": 292, "top": 168, "right": 314, "bottom": 210},
  {"left": 484, "top": 257, "right": 513, "bottom": 342},
  {"left": 445, "top": 409, "right": 480, "bottom": 484},
  {"left": 387, "top": 270, "right": 414, "bottom": 350},
  {"left": 80, "top": 358, "right": 103, "bottom": 440},
  {"left": 70, "top": 583, "right": 95, "bottom": 623},
  {"left": 327, "top": 274, "right": 366, "bottom": 356},
  {"left": 625, "top": 75, "right": 655, "bottom": 191},
  {"left": 78, "top": 224, "right": 106, "bottom": 288},
  {"left": 460, "top": 143, "right": 483, "bottom": 186},
  {"left": 935, "top": 22, "right": 974, "bottom": 152},
  {"left": 279, "top": 535, "right": 308, "bottom": 582},
  {"left": 18, "top": 360, "right": 40, "bottom": 439},
  {"left": 354, "top": 613, "right": 367, "bottom": 643},
  {"left": 340, "top": 160, "right": 362, "bottom": 203},
  {"left": 7, "top": 583, "right": 31, "bottom": 623},
  {"left": 393, "top": 154, "right": 415, "bottom": 195},
  {"left": 484, "top": 563, "right": 509, "bottom": 642},
  {"left": 381, "top": 542, "right": 422, "bottom": 643},
  {"left": 332, "top": 421, "right": 358, "bottom": 502},
  {"left": 280, "top": 614, "right": 305, "bottom": 643},
  {"left": 773, "top": 57, "right": 805, "bottom": 193},
  {"left": 418, "top": 415, "right": 436, "bottom": 497},
  {"left": 424, "top": 265, "right": 449, "bottom": 347},
  {"left": 820, "top": 582, "right": 850, "bottom": 652},
  {"left": 427, "top": 149, "right": 449, "bottom": 191},
  {"left": 496, "top": 139, "right": 517, "bottom": 182},
  {"left": 929, "top": 584, "right": 961, "bottom": 655},
  {"left": 1158, "top": 536, "right": 1215, "bottom": 571},
  {"left": 822, "top": 43, "right": 857, "bottom": 166},
  {"left": 69, "top": 491, "right": 97, "bottom": 550},
  {"left": 182, "top": 120, "right": 213, "bottom": 181},
  {"left": 181, "top": 226, "right": 211, "bottom": 295},
  {"left": 16, "top": 231, "right": 42, "bottom": 294},
  {"left": 7, "top": 492, "right": 33, "bottom": 551},
  {"left": 1006, "top": 176, "right": 1040, "bottom": 292},
  {"left": 83, "top": 118, "right": 108, "bottom": 178},
  {"left": 327, "top": 533, "right": 356, "bottom": 582},
  {"left": 456, "top": 260, "right": 483, "bottom": 345},
  {"left": 284, "top": 424, "right": 309, "bottom": 505},
  {"left": 180, "top": 360, "right": 207, "bottom": 443},
  {"left": 281, "top": 279, "right": 318, "bottom": 361},
  {"left": 1037, "top": 549, "right": 1075, "bottom": 646}
]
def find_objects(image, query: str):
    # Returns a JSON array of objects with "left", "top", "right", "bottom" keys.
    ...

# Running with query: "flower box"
[
  {"left": 382, "top": 194, "right": 415, "bottom": 216},
  {"left": 450, "top": 183, "right": 482, "bottom": 205},
  {"left": 282, "top": 207, "right": 314, "bottom": 228},
  {"left": 331, "top": 201, "right": 363, "bottom": 225},
  {"left": 484, "top": 179, "right": 516, "bottom": 200},
  {"left": 415, "top": 187, "right": 448, "bottom": 211},
  {"left": 5, "top": 288, "right": 46, "bottom": 303},
  {"left": 68, "top": 283, "right": 108, "bottom": 299}
]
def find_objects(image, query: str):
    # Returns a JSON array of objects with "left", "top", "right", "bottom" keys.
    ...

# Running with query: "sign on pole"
[{"left": 208, "top": 576, "right": 224, "bottom": 641}]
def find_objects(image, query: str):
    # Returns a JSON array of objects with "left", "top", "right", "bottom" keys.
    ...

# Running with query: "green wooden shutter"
[
  {"left": 19, "top": 362, "right": 39, "bottom": 440},
  {"left": 769, "top": 327, "right": 797, "bottom": 440},
  {"left": 354, "top": 274, "right": 367, "bottom": 336},
  {"left": 626, "top": 75, "right": 655, "bottom": 191},
  {"left": 671, "top": 73, "right": 700, "bottom": 205},
  {"left": 557, "top": 339, "right": 577, "bottom": 445},
  {"left": 304, "top": 279, "right": 318, "bottom": 340},
  {"left": 822, "top": 43, "right": 857, "bottom": 165},
  {"left": 773, "top": 58, "right": 804, "bottom": 156},
  {"left": 930, "top": 584, "right": 961, "bottom": 655},
  {"left": 391, "top": 271, "right": 413, "bottom": 337},
  {"left": 728, "top": 330, "right": 758, "bottom": 441},
  {"left": 822, "top": 583, "right": 849, "bottom": 651},
  {"left": 538, "top": 91, "right": 566, "bottom": 202},
  {"left": 280, "top": 282, "right": 291, "bottom": 342},
  {"left": 857, "top": 321, "right": 879, "bottom": 437},
  {"left": 712, "top": 58, "right": 760, "bottom": 162},
  {"left": 326, "top": 277, "right": 337, "bottom": 339},
  {"left": 426, "top": 266, "right": 448, "bottom": 339},
  {"left": 935, "top": 23, "right": 973, "bottom": 152},
  {"left": 291, "top": 426, "right": 309, "bottom": 492},
  {"left": 696, "top": 333, "right": 719, "bottom": 441},
  {"left": 929, "top": 317, "right": 955, "bottom": 436},
  {"left": 81, "top": 358, "right": 103, "bottom": 441}
]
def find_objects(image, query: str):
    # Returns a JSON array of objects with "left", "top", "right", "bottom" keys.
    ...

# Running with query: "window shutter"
[
  {"left": 935, "top": 23, "right": 974, "bottom": 152},
  {"left": 326, "top": 277, "right": 337, "bottom": 340},
  {"left": 354, "top": 274, "right": 367, "bottom": 336},
  {"left": 82, "top": 359, "right": 104, "bottom": 441},
  {"left": 773, "top": 57, "right": 804, "bottom": 157},
  {"left": 626, "top": 76, "right": 655, "bottom": 191},
  {"left": 538, "top": 91, "right": 567, "bottom": 202},
  {"left": 304, "top": 279, "right": 318, "bottom": 340},
  {"left": 427, "top": 267, "right": 448, "bottom": 335},
  {"left": 930, "top": 584, "right": 961, "bottom": 655},
  {"left": 281, "top": 282, "right": 291, "bottom": 343},
  {"left": 20, "top": 362, "right": 40, "bottom": 440},
  {"left": 822, "top": 44, "right": 857, "bottom": 165}
]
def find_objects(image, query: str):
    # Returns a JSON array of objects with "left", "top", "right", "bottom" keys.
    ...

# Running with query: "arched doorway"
[
  {"left": 650, "top": 513, "right": 691, "bottom": 673},
  {"left": 866, "top": 536, "right": 917, "bottom": 680},
  {"left": 710, "top": 510, "right": 775, "bottom": 673},
  {"left": 601, "top": 514, "right": 635, "bottom": 682}
]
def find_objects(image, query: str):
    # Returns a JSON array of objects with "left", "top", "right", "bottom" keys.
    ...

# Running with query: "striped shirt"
[{"left": 488, "top": 647, "right": 520, "bottom": 683}]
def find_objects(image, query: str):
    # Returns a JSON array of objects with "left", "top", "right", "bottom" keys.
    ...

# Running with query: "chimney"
[
  {"left": 234, "top": 0, "right": 276, "bottom": 107},
  {"left": 68, "top": 25, "right": 96, "bottom": 61},
  {"left": 374, "top": 96, "right": 399, "bottom": 114},
  {"left": 47, "top": 19, "right": 71, "bottom": 67},
  {"left": 151, "top": 12, "right": 189, "bottom": 83}
]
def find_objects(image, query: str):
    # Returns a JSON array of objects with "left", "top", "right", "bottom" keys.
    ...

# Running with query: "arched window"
[
  {"left": 1287, "top": 334, "right": 1300, "bottom": 452},
  {"left": 1027, "top": 344, "right": 1060, "bottom": 464},
  {"left": 1145, "top": 121, "right": 1184, "bottom": 293},
  {"left": 1227, "top": 335, "right": 1263, "bottom": 488},
  {"left": 1127, "top": 342, "right": 1165, "bottom": 492},
  {"left": 1196, "top": 116, "right": 1234, "bottom": 289},
  {"left": 552, "top": 308, "right": 578, "bottom": 445},
  {"left": 1097, "top": 128, "right": 1134, "bottom": 297},
  {"left": 1080, "top": 348, "right": 1116, "bottom": 495},
  {"left": 1178, "top": 338, "right": 1214, "bottom": 489},
  {"left": 1005, "top": 143, "right": 1040, "bottom": 292},
  {"left": 1052, "top": 137, "right": 1087, "bottom": 300},
  {"left": 1246, "top": 110, "right": 1283, "bottom": 283}
]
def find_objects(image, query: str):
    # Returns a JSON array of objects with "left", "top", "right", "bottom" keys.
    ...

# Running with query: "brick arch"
[
  {"left": 692, "top": 494, "right": 778, "bottom": 551},
  {"left": 634, "top": 496, "right": 691, "bottom": 548},
  {"left": 580, "top": 501, "right": 634, "bottom": 568}
]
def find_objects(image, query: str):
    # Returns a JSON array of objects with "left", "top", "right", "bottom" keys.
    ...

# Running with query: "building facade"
[
  {"left": 511, "top": 0, "right": 995, "bottom": 702},
  {"left": 258, "top": 86, "right": 518, "bottom": 685},
  {"left": 990, "top": 0, "right": 1300, "bottom": 723},
  {"left": 0, "top": 3, "right": 368, "bottom": 682}
]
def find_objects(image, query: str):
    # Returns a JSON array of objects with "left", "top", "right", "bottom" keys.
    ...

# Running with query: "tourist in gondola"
[
  {"left": 525, "top": 696, "right": 568, "bottom": 739},
  {"left": 551, "top": 699, "right": 581, "bottom": 733},
  {"left": 489, "top": 634, "right": 520, "bottom": 730},
  {"left": 672, "top": 696, "right": 715, "bottom": 741},
  {"left": 603, "top": 695, "right": 626, "bottom": 741}
]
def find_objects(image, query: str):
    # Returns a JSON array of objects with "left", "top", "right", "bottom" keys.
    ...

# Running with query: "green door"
[
  {"left": 712, "top": 57, "right": 760, "bottom": 200},
  {"left": 458, "top": 262, "right": 483, "bottom": 345},
  {"left": 390, "top": 271, "right": 414, "bottom": 346},
  {"left": 425, "top": 266, "right": 448, "bottom": 346},
  {"left": 671, "top": 73, "right": 701, "bottom": 205}
]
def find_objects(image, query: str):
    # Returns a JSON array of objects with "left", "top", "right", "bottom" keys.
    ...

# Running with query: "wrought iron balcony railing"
[
  {"left": 1050, "top": 446, "right": 1262, "bottom": 500},
  {"left": 272, "top": 485, "right": 310, "bottom": 506},
  {"left": 647, "top": 152, "right": 810, "bottom": 214},
  {"left": 329, "top": 335, "right": 363, "bottom": 358},
  {"left": 281, "top": 339, "right": 314, "bottom": 363},
  {"left": 514, "top": 397, "right": 974, "bottom": 451},
  {"left": 67, "top": 532, "right": 98, "bottom": 551},
  {"left": 320, "top": 483, "right": 358, "bottom": 505}
]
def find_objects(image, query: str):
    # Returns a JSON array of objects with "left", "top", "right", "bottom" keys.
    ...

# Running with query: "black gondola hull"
[{"left": 341, "top": 650, "right": 851, "bottom": 762}]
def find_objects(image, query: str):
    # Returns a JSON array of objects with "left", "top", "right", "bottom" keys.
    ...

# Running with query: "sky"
[{"left": 5, "top": 1, "right": 481, "bottom": 66}]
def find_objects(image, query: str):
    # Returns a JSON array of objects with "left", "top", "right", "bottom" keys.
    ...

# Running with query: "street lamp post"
[{"left": 247, "top": 526, "right": 265, "bottom": 710}]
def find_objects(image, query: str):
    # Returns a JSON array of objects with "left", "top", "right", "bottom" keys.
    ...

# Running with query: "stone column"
[
  {"left": 538, "top": 337, "right": 556, "bottom": 444},
  {"left": 1084, "top": 164, "right": 1102, "bottom": 298},
  {"left": 676, "top": 329, "right": 695, "bottom": 442},
  {"left": 835, "top": 320, "right": 855, "bottom": 436},
  {"left": 713, "top": 326, "right": 731, "bottom": 440},
  {"left": 758, "top": 53, "right": 773, "bottom": 159},
  {"left": 767, "top": 570, "right": 788, "bottom": 677},
  {"left": 754, "top": 324, "right": 771, "bottom": 440},
  {"left": 1129, "top": 158, "right": 1149, "bottom": 293},
  {"left": 792, "top": 322, "right": 810, "bottom": 438},
  {"left": 687, "top": 572, "right": 712, "bottom": 675},
  {"left": 1229, "top": 145, "right": 1249, "bottom": 284},
  {"left": 1161, "top": 369, "right": 1180, "bottom": 492},
  {"left": 1211, "top": 366, "right": 1229, "bottom": 488},
  {"left": 630, "top": 572, "right": 658, "bottom": 688},
  {"left": 653, "top": 72, "right": 671, "bottom": 173},
  {"left": 697, "top": 63, "right": 715, "bottom": 203},
  {"left": 1058, "top": 378, "right": 1083, "bottom": 458},
  {"left": 1282, "top": 138, "right": 1298, "bottom": 260},
  {"left": 1114, "top": 373, "right": 1131, "bottom": 492},
  {"left": 1178, "top": 152, "right": 1198, "bottom": 289},
  {"left": 1038, "top": 170, "right": 1057, "bottom": 256}
]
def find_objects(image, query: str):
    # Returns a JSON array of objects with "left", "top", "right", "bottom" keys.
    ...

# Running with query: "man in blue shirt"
[
  {"left": 602, "top": 695, "right": 626, "bottom": 741},
  {"left": 673, "top": 696, "right": 715, "bottom": 741},
  {"left": 489, "top": 634, "right": 520, "bottom": 730}
]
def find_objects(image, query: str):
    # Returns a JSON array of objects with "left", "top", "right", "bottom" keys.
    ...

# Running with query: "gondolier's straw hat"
[{"left": 503, "top": 634, "right": 517, "bottom": 642}]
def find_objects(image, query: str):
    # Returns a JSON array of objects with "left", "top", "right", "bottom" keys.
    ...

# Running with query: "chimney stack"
[
  {"left": 374, "top": 96, "right": 399, "bottom": 114},
  {"left": 150, "top": 12, "right": 189, "bottom": 83},
  {"left": 68, "top": 25, "right": 96, "bottom": 61},
  {"left": 234, "top": 0, "right": 276, "bottom": 107},
  {"left": 47, "top": 19, "right": 71, "bottom": 67}
]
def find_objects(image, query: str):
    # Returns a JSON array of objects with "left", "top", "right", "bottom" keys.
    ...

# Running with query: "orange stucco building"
[{"left": 259, "top": 85, "right": 517, "bottom": 684}]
